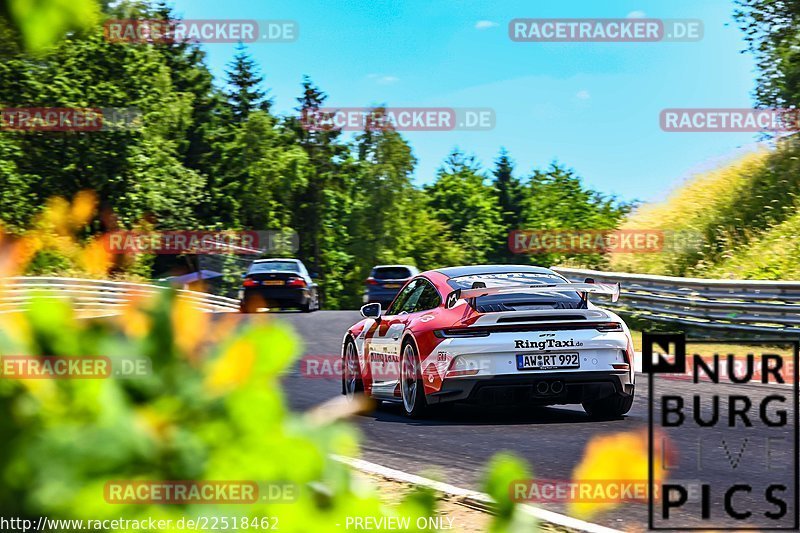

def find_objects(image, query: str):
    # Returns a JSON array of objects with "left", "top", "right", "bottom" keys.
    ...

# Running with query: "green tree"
[
  {"left": 736, "top": 0, "right": 800, "bottom": 109},
  {"left": 491, "top": 148, "right": 524, "bottom": 262},
  {"left": 282, "top": 76, "right": 351, "bottom": 304},
  {"left": 425, "top": 150, "right": 504, "bottom": 263},
  {"left": 0, "top": 133, "right": 33, "bottom": 230},
  {"left": 520, "top": 162, "right": 631, "bottom": 267},
  {"left": 217, "top": 110, "right": 309, "bottom": 229},
  {"left": 225, "top": 42, "right": 271, "bottom": 122},
  {"left": 349, "top": 117, "right": 416, "bottom": 265}
]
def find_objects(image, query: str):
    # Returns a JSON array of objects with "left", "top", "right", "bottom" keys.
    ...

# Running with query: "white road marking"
[{"left": 331, "top": 454, "right": 624, "bottom": 533}]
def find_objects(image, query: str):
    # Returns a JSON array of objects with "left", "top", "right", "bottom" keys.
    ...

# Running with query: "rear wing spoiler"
[{"left": 444, "top": 282, "right": 620, "bottom": 309}]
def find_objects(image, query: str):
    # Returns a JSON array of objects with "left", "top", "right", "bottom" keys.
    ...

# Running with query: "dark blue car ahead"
[{"left": 363, "top": 265, "right": 419, "bottom": 307}]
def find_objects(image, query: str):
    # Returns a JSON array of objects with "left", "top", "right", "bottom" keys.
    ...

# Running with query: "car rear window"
[
  {"left": 447, "top": 272, "right": 583, "bottom": 310},
  {"left": 249, "top": 261, "right": 299, "bottom": 273},
  {"left": 372, "top": 267, "right": 412, "bottom": 280}
]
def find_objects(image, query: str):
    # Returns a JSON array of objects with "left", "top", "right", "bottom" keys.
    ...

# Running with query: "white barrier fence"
[
  {"left": 0, "top": 277, "right": 240, "bottom": 317},
  {"left": 5, "top": 271, "right": 800, "bottom": 334},
  {"left": 553, "top": 267, "right": 800, "bottom": 336}
]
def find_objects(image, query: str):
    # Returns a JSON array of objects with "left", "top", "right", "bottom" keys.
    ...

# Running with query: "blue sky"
[{"left": 169, "top": 0, "right": 759, "bottom": 203}]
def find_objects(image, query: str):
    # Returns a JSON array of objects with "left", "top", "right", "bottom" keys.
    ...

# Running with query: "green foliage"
[
  {"left": 481, "top": 453, "right": 536, "bottom": 531},
  {"left": 0, "top": 133, "right": 34, "bottom": 230},
  {"left": 0, "top": 292, "right": 356, "bottom": 528},
  {"left": 519, "top": 163, "right": 632, "bottom": 268},
  {"left": 612, "top": 140, "right": 800, "bottom": 279},
  {"left": 491, "top": 149, "right": 523, "bottom": 262},
  {"left": 226, "top": 43, "right": 272, "bottom": 121},
  {"left": 25, "top": 248, "right": 74, "bottom": 274},
  {"left": 735, "top": 0, "right": 800, "bottom": 109},
  {"left": 425, "top": 150, "right": 504, "bottom": 264},
  {"left": 1, "top": 0, "right": 100, "bottom": 52},
  {"left": 0, "top": 292, "right": 532, "bottom": 532}
]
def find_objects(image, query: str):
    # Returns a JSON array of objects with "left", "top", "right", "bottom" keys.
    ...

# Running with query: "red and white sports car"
[{"left": 341, "top": 265, "right": 635, "bottom": 418}]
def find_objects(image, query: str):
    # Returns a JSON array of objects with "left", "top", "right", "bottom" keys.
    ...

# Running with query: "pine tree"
[
  {"left": 492, "top": 148, "right": 524, "bottom": 262},
  {"left": 284, "top": 76, "right": 349, "bottom": 292},
  {"left": 493, "top": 148, "right": 524, "bottom": 230},
  {"left": 225, "top": 43, "right": 271, "bottom": 122}
]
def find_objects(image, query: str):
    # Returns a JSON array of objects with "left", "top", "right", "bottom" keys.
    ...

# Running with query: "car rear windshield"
[
  {"left": 249, "top": 261, "right": 299, "bottom": 273},
  {"left": 446, "top": 272, "right": 584, "bottom": 310},
  {"left": 372, "top": 267, "right": 412, "bottom": 280}
]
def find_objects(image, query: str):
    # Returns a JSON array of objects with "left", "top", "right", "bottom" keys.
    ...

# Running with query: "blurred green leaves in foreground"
[
  {"left": 0, "top": 290, "right": 534, "bottom": 532},
  {"left": 1, "top": 0, "right": 100, "bottom": 51}
]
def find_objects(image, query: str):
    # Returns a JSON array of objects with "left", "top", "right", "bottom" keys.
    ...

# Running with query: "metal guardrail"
[
  {"left": 553, "top": 267, "right": 800, "bottom": 336},
  {"left": 0, "top": 277, "right": 240, "bottom": 317}
]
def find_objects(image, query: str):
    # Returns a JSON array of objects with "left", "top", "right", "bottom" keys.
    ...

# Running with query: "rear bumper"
[
  {"left": 428, "top": 370, "right": 634, "bottom": 406},
  {"left": 241, "top": 287, "right": 309, "bottom": 308}
]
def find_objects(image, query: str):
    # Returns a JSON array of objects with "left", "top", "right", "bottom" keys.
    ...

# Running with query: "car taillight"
[
  {"left": 433, "top": 328, "right": 491, "bottom": 338},
  {"left": 624, "top": 336, "right": 635, "bottom": 366},
  {"left": 595, "top": 322, "right": 623, "bottom": 332},
  {"left": 366, "top": 277, "right": 379, "bottom": 285},
  {"left": 243, "top": 278, "right": 258, "bottom": 287},
  {"left": 286, "top": 277, "right": 307, "bottom": 288}
]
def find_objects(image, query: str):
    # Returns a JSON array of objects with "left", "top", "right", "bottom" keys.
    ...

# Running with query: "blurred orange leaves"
[{"left": 568, "top": 428, "right": 675, "bottom": 520}]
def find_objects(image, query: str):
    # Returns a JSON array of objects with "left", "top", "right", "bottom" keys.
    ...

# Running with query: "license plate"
[
  {"left": 262, "top": 280, "right": 284, "bottom": 286},
  {"left": 516, "top": 353, "right": 580, "bottom": 370},
  {"left": 383, "top": 284, "right": 401, "bottom": 289}
]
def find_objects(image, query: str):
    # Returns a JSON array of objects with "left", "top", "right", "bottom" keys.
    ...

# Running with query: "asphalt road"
[{"left": 272, "top": 311, "right": 798, "bottom": 531}]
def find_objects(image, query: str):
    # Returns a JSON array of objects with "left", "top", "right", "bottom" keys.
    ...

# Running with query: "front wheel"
[
  {"left": 582, "top": 387, "right": 634, "bottom": 419},
  {"left": 400, "top": 341, "right": 428, "bottom": 418}
]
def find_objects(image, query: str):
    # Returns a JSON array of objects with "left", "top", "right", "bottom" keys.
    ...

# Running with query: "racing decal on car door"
[{"left": 365, "top": 320, "right": 405, "bottom": 385}]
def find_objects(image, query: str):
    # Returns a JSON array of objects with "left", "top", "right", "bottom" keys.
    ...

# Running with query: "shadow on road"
[{"left": 362, "top": 402, "right": 632, "bottom": 426}]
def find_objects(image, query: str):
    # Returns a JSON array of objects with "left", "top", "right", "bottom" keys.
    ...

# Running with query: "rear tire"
[
  {"left": 239, "top": 300, "right": 257, "bottom": 313},
  {"left": 400, "top": 340, "right": 428, "bottom": 418},
  {"left": 302, "top": 289, "right": 319, "bottom": 313},
  {"left": 342, "top": 338, "right": 364, "bottom": 399},
  {"left": 582, "top": 388, "right": 634, "bottom": 419}
]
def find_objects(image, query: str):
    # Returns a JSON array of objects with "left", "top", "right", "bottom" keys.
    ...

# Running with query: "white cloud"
[
  {"left": 576, "top": 90, "right": 591, "bottom": 100},
  {"left": 367, "top": 74, "right": 399, "bottom": 85},
  {"left": 626, "top": 10, "right": 646, "bottom": 18},
  {"left": 475, "top": 20, "right": 499, "bottom": 30}
]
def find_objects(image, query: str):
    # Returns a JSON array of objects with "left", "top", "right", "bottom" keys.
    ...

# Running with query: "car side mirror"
[
  {"left": 360, "top": 302, "right": 381, "bottom": 318},
  {"left": 310, "top": 272, "right": 319, "bottom": 279}
]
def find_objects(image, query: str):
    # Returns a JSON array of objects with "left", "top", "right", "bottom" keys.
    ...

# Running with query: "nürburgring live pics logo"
[{"left": 645, "top": 332, "right": 799, "bottom": 530}]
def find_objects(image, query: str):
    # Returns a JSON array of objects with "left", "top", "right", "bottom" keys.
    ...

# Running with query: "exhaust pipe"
[
  {"left": 550, "top": 380, "right": 564, "bottom": 394},
  {"left": 536, "top": 381, "right": 550, "bottom": 395}
]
